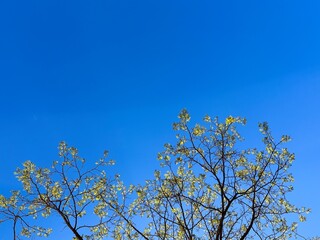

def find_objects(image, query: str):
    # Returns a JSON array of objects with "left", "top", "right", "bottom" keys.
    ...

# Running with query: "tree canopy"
[{"left": 0, "top": 110, "right": 310, "bottom": 239}]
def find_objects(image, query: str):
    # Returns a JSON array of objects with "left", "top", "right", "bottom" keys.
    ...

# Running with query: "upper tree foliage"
[{"left": 0, "top": 110, "right": 310, "bottom": 239}]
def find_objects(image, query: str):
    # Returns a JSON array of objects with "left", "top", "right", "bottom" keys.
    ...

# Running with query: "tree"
[
  {"left": 1, "top": 142, "right": 131, "bottom": 240},
  {"left": 130, "top": 110, "right": 309, "bottom": 239},
  {"left": 0, "top": 110, "right": 310, "bottom": 239}
]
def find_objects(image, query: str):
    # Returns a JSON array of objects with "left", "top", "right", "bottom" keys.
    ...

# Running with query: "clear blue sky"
[{"left": 0, "top": 0, "right": 320, "bottom": 238}]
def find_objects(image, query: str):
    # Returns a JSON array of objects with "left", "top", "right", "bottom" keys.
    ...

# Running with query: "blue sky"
[{"left": 0, "top": 0, "right": 320, "bottom": 238}]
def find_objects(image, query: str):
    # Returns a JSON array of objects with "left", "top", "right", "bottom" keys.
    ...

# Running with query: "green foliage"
[
  {"left": 0, "top": 110, "right": 311, "bottom": 239},
  {"left": 1, "top": 142, "right": 125, "bottom": 240},
  {"left": 133, "top": 111, "right": 309, "bottom": 239}
]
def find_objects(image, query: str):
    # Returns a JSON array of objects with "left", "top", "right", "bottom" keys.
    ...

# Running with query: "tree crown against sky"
[
  {"left": 1, "top": 0, "right": 320, "bottom": 237},
  {"left": 0, "top": 110, "right": 311, "bottom": 239}
]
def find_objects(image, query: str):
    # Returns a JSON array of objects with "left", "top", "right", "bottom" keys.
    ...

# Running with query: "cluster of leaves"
[
  {"left": 1, "top": 142, "right": 134, "bottom": 240},
  {"left": 0, "top": 110, "right": 310, "bottom": 239},
  {"left": 132, "top": 111, "right": 309, "bottom": 240}
]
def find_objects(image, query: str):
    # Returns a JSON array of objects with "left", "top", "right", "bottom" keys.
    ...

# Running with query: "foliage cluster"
[{"left": 0, "top": 110, "right": 310, "bottom": 239}]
